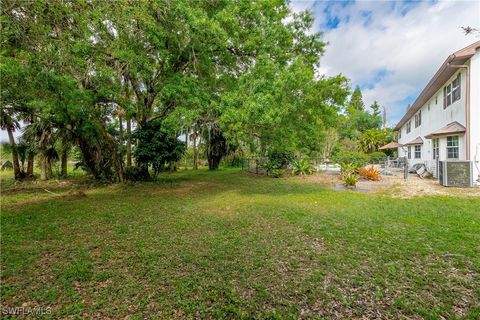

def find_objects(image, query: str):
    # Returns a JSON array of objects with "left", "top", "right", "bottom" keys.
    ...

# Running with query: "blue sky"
[{"left": 290, "top": 0, "right": 480, "bottom": 125}]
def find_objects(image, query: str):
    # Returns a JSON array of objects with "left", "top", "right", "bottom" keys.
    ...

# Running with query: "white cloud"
[{"left": 294, "top": 0, "right": 480, "bottom": 125}]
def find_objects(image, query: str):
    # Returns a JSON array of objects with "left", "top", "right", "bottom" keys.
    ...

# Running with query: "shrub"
[
  {"left": 340, "top": 162, "right": 357, "bottom": 176},
  {"left": 132, "top": 120, "right": 186, "bottom": 177},
  {"left": 343, "top": 174, "right": 358, "bottom": 187},
  {"left": 270, "top": 169, "right": 284, "bottom": 178},
  {"left": 262, "top": 160, "right": 278, "bottom": 175},
  {"left": 291, "top": 159, "right": 314, "bottom": 176},
  {"left": 368, "top": 151, "right": 386, "bottom": 164},
  {"left": 1, "top": 160, "right": 13, "bottom": 171},
  {"left": 332, "top": 151, "right": 368, "bottom": 172},
  {"left": 124, "top": 166, "right": 151, "bottom": 181},
  {"left": 358, "top": 165, "right": 381, "bottom": 181},
  {"left": 267, "top": 150, "right": 295, "bottom": 169}
]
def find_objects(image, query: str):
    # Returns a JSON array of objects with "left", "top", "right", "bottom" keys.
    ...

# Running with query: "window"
[
  {"left": 415, "top": 145, "right": 421, "bottom": 159},
  {"left": 428, "top": 103, "right": 430, "bottom": 111},
  {"left": 414, "top": 110, "right": 422, "bottom": 128},
  {"left": 433, "top": 138, "right": 439, "bottom": 160},
  {"left": 443, "top": 74, "right": 461, "bottom": 108},
  {"left": 408, "top": 146, "right": 411, "bottom": 159},
  {"left": 406, "top": 120, "right": 411, "bottom": 133},
  {"left": 444, "top": 84, "right": 451, "bottom": 108},
  {"left": 452, "top": 74, "right": 461, "bottom": 103},
  {"left": 435, "top": 95, "right": 438, "bottom": 105},
  {"left": 398, "top": 129, "right": 402, "bottom": 139},
  {"left": 446, "top": 136, "right": 459, "bottom": 159}
]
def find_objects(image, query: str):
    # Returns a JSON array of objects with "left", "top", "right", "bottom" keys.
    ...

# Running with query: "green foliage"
[
  {"left": 1, "top": 0, "right": 357, "bottom": 181},
  {"left": 132, "top": 120, "right": 186, "bottom": 177},
  {"left": 368, "top": 151, "right": 387, "bottom": 164},
  {"left": 124, "top": 166, "right": 151, "bottom": 182},
  {"left": 262, "top": 160, "right": 278, "bottom": 175},
  {"left": 267, "top": 150, "right": 295, "bottom": 169},
  {"left": 355, "top": 111, "right": 383, "bottom": 132},
  {"left": 359, "top": 129, "right": 391, "bottom": 153},
  {"left": 340, "top": 162, "right": 358, "bottom": 176},
  {"left": 340, "top": 87, "right": 383, "bottom": 140},
  {"left": 1, "top": 160, "right": 13, "bottom": 171},
  {"left": 291, "top": 159, "right": 314, "bottom": 176},
  {"left": 270, "top": 169, "right": 284, "bottom": 178},
  {"left": 343, "top": 173, "right": 358, "bottom": 187},
  {"left": 349, "top": 86, "right": 364, "bottom": 111},
  {"left": 370, "top": 101, "right": 382, "bottom": 117},
  {"left": 332, "top": 151, "right": 368, "bottom": 171}
]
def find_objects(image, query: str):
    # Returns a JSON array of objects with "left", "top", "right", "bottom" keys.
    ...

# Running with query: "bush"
[
  {"left": 368, "top": 151, "right": 386, "bottom": 164},
  {"left": 332, "top": 151, "right": 368, "bottom": 171},
  {"left": 262, "top": 160, "right": 278, "bottom": 175},
  {"left": 270, "top": 169, "right": 284, "bottom": 178},
  {"left": 1, "top": 160, "right": 13, "bottom": 171},
  {"left": 124, "top": 166, "right": 151, "bottom": 181},
  {"left": 340, "top": 162, "right": 357, "bottom": 176},
  {"left": 358, "top": 165, "right": 381, "bottom": 181},
  {"left": 343, "top": 174, "right": 358, "bottom": 187},
  {"left": 267, "top": 150, "right": 295, "bottom": 169},
  {"left": 132, "top": 120, "right": 186, "bottom": 177},
  {"left": 291, "top": 159, "right": 314, "bottom": 176}
]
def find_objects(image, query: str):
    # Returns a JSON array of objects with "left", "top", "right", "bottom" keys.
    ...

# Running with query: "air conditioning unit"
[{"left": 438, "top": 161, "right": 474, "bottom": 187}]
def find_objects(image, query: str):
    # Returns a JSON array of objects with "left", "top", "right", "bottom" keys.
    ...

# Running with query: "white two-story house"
[{"left": 395, "top": 41, "right": 480, "bottom": 184}]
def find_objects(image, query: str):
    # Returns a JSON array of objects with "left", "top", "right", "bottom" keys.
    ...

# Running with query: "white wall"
[
  {"left": 397, "top": 67, "right": 468, "bottom": 170},
  {"left": 469, "top": 49, "right": 480, "bottom": 182}
]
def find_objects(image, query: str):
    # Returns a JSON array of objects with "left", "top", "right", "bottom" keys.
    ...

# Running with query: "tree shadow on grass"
[{"left": 1, "top": 168, "right": 365, "bottom": 215}]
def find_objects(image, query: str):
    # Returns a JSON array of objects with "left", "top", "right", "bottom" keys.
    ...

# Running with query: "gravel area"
[{"left": 307, "top": 168, "right": 480, "bottom": 198}]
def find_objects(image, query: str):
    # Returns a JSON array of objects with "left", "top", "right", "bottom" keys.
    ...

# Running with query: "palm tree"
[
  {"left": 56, "top": 124, "right": 75, "bottom": 178},
  {"left": 0, "top": 105, "right": 24, "bottom": 179},
  {"left": 23, "top": 118, "right": 57, "bottom": 180}
]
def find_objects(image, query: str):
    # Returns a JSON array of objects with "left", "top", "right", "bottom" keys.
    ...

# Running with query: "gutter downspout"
[{"left": 448, "top": 63, "right": 470, "bottom": 160}]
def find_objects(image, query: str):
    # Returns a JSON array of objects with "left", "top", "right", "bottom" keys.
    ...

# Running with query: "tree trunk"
[
  {"left": 126, "top": 117, "right": 132, "bottom": 167},
  {"left": 113, "top": 152, "right": 125, "bottom": 182},
  {"left": 40, "top": 156, "right": 47, "bottom": 181},
  {"left": 61, "top": 148, "right": 68, "bottom": 178},
  {"left": 192, "top": 133, "right": 198, "bottom": 170},
  {"left": 47, "top": 159, "right": 53, "bottom": 179},
  {"left": 119, "top": 116, "right": 124, "bottom": 141},
  {"left": 26, "top": 114, "right": 35, "bottom": 178},
  {"left": 185, "top": 127, "right": 189, "bottom": 170},
  {"left": 207, "top": 127, "right": 227, "bottom": 170},
  {"left": 7, "top": 127, "right": 22, "bottom": 180},
  {"left": 119, "top": 115, "right": 124, "bottom": 146},
  {"left": 27, "top": 153, "right": 34, "bottom": 177}
]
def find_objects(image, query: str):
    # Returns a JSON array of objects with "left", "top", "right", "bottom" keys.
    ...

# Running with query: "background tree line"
[{"left": 1, "top": 0, "right": 392, "bottom": 182}]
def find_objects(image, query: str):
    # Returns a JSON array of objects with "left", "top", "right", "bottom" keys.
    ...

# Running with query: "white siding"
[
  {"left": 397, "top": 57, "right": 478, "bottom": 181},
  {"left": 470, "top": 49, "right": 480, "bottom": 182}
]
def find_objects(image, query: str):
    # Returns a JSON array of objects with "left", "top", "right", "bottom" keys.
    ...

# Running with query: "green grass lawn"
[{"left": 1, "top": 168, "right": 479, "bottom": 319}]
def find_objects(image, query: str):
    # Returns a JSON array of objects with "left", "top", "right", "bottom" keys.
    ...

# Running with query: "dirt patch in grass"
[{"left": 306, "top": 170, "right": 480, "bottom": 198}]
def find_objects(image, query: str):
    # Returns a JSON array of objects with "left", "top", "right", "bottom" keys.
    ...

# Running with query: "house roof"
[
  {"left": 424, "top": 121, "right": 466, "bottom": 139},
  {"left": 394, "top": 41, "right": 480, "bottom": 131},
  {"left": 379, "top": 142, "right": 403, "bottom": 150},
  {"left": 404, "top": 136, "right": 423, "bottom": 146}
]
